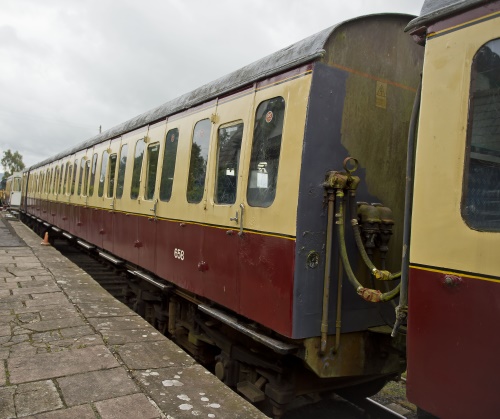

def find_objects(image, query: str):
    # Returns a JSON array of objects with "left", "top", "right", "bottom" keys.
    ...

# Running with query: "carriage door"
[
  {"left": 202, "top": 92, "right": 253, "bottom": 309},
  {"left": 101, "top": 138, "right": 120, "bottom": 253},
  {"left": 137, "top": 123, "right": 164, "bottom": 273}
]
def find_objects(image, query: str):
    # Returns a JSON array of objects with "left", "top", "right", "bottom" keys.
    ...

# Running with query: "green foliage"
[{"left": 1, "top": 149, "right": 25, "bottom": 180}]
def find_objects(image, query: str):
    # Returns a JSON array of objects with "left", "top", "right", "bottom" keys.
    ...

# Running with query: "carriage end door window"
[
  {"left": 462, "top": 38, "right": 500, "bottom": 231},
  {"left": 247, "top": 97, "right": 285, "bottom": 208}
]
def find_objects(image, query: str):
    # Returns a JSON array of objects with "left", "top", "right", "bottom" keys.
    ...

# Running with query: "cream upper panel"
[
  {"left": 153, "top": 73, "right": 312, "bottom": 237},
  {"left": 410, "top": 16, "right": 500, "bottom": 277}
]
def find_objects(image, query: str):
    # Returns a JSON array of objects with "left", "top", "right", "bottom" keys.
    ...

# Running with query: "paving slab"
[
  {"left": 132, "top": 363, "right": 265, "bottom": 418},
  {"left": 23, "top": 404, "right": 97, "bottom": 419},
  {"left": 5, "top": 276, "right": 39, "bottom": 282},
  {"left": 0, "top": 387, "right": 16, "bottom": 419},
  {"left": 114, "top": 340, "right": 196, "bottom": 370},
  {"left": 0, "top": 325, "right": 11, "bottom": 337},
  {"left": 38, "top": 306, "right": 79, "bottom": 320},
  {"left": 11, "top": 285, "right": 62, "bottom": 295},
  {"left": 101, "top": 327, "right": 166, "bottom": 345},
  {"left": 19, "top": 279, "right": 56, "bottom": 288},
  {"left": 8, "top": 344, "right": 119, "bottom": 383},
  {"left": 57, "top": 368, "right": 139, "bottom": 406},
  {"left": 94, "top": 393, "right": 161, "bottom": 419},
  {"left": 0, "top": 281, "right": 20, "bottom": 290},
  {"left": 14, "top": 380, "right": 64, "bottom": 417},
  {"left": 0, "top": 361, "right": 5, "bottom": 386},
  {"left": 76, "top": 301, "right": 136, "bottom": 318},
  {"left": 15, "top": 317, "right": 87, "bottom": 333},
  {"left": 87, "top": 315, "right": 146, "bottom": 331}
]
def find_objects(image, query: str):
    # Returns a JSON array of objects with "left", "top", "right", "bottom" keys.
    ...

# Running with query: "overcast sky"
[{"left": 0, "top": 0, "right": 424, "bottom": 168}]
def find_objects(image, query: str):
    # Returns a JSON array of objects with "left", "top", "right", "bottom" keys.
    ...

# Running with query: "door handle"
[
  {"left": 149, "top": 198, "right": 158, "bottom": 220},
  {"left": 230, "top": 203, "right": 245, "bottom": 236}
]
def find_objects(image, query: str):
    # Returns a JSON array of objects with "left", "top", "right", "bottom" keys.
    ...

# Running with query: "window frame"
[
  {"left": 159, "top": 128, "right": 179, "bottom": 202},
  {"left": 214, "top": 121, "right": 244, "bottom": 205},
  {"left": 246, "top": 96, "right": 286, "bottom": 208},
  {"left": 461, "top": 37, "right": 500, "bottom": 232},
  {"left": 186, "top": 119, "right": 211, "bottom": 204}
]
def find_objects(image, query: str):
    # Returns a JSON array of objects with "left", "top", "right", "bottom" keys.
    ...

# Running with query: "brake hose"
[{"left": 336, "top": 189, "right": 400, "bottom": 303}]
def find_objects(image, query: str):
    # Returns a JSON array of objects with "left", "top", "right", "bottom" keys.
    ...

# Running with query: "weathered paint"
[{"left": 293, "top": 15, "right": 423, "bottom": 338}]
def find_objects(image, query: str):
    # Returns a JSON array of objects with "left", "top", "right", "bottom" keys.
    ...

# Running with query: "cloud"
[{"left": 0, "top": 0, "right": 423, "bottom": 167}]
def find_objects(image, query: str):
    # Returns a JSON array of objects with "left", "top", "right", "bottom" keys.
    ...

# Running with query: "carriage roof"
[{"left": 406, "top": 0, "right": 491, "bottom": 31}]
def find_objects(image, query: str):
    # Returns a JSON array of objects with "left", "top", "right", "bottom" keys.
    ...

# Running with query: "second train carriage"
[
  {"left": 21, "top": 13, "right": 422, "bottom": 412},
  {"left": 4, "top": 172, "right": 22, "bottom": 210},
  {"left": 404, "top": 1, "right": 500, "bottom": 417}
]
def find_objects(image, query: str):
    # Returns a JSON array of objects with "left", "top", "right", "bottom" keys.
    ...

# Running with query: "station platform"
[{"left": 0, "top": 212, "right": 266, "bottom": 419}]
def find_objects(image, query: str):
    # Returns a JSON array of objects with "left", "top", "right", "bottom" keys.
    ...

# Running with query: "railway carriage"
[
  {"left": 404, "top": 1, "right": 500, "bottom": 417},
  {"left": 22, "top": 13, "right": 421, "bottom": 414},
  {"left": 4, "top": 172, "right": 22, "bottom": 210}
]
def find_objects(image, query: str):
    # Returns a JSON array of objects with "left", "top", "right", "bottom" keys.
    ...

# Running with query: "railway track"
[{"left": 52, "top": 236, "right": 416, "bottom": 419}]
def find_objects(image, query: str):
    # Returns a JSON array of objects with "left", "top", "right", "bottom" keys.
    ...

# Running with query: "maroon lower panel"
[
  {"left": 88, "top": 207, "right": 103, "bottom": 248},
  {"left": 407, "top": 267, "right": 500, "bottom": 418},
  {"left": 102, "top": 210, "right": 114, "bottom": 253},
  {"left": 138, "top": 216, "right": 157, "bottom": 273},
  {"left": 154, "top": 219, "right": 295, "bottom": 336},
  {"left": 113, "top": 212, "right": 138, "bottom": 265},
  {"left": 155, "top": 220, "right": 207, "bottom": 298},
  {"left": 29, "top": 202, "right": 296, "bottom": 337},
  {"left": 239, "top": 233, "right": 294, "bottom": 337},
  {"left": 76, "top": 206, "right": 90, "bottom": 242}
]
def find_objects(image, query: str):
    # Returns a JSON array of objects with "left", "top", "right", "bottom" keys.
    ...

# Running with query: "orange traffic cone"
[{"left": 41, "top": 232, "right": 50, "bottom": 246}]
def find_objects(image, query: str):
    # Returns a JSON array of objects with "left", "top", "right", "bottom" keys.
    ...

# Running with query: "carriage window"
[
  {"left": 54, "top": 167, "right": 60, "bottom": 194},
  {"left": 160, "top": 129, "right": 179, "bottom": 202},
  {"left": 187, "top": 119, "right": 211, "bottom": 203},
  {"left": 83, "top": 160, "right": 90, "bottom": 196},
  {"left": 215, "top": 123, "right": 243, "bottom": 204},
  {"left": 71, "top": 160, "right": 78, "bottom": 195},
  {"left": 145, "top": 142, "right": 160, "bottom": 200},
  {"left": 247, "top": 97, "right": 285, "bottom": 207},
  {"left": 13, "top": 177, "right": 21, "bottom": 192},
  {"left": 49, "top": 169, "right": 54, "bottom": 194},
  {"left": 131, "top": 138, "right": 145, "bottom": 199},
  {"left": 98, "top": 151, "right": 109, "bottom": 198},
  {"left": 59, "top": 164, "right": 64, "bottom": 194},
  {"left": 64, "top": 162, "right": 73, "bottom": 197},
  {"left": 116, "top": 144, "right": 128, "bottom": 199},
  {"left": 63, "top": 162, "right": 70, "bottom": 195},
  {"left": 78, "top": 159, "right": 85, "bottom": 195},
  {"left": 45, "top": 169, "right": 50, "bottom": 193},
  {"left": 107, "top": 154, "right": 117, "bottom": 198},
  {"left": 462, "top": 38, "right": 500, "bottom": 231},
  {"left": 89, "top": 153, "right": 98, "bottom": 197}
]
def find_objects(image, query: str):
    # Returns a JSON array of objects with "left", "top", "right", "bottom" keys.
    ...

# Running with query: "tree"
[{"left": 1, "top": 149, "right": 25, "bottom": 189}]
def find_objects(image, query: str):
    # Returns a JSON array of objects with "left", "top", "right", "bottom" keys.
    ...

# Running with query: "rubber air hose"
[
  {"left": 336, "top": 189, "right": 400, "bottom": 303},
  {"left": 348, "top": 190, "right": 401, "bottom": 281}
]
